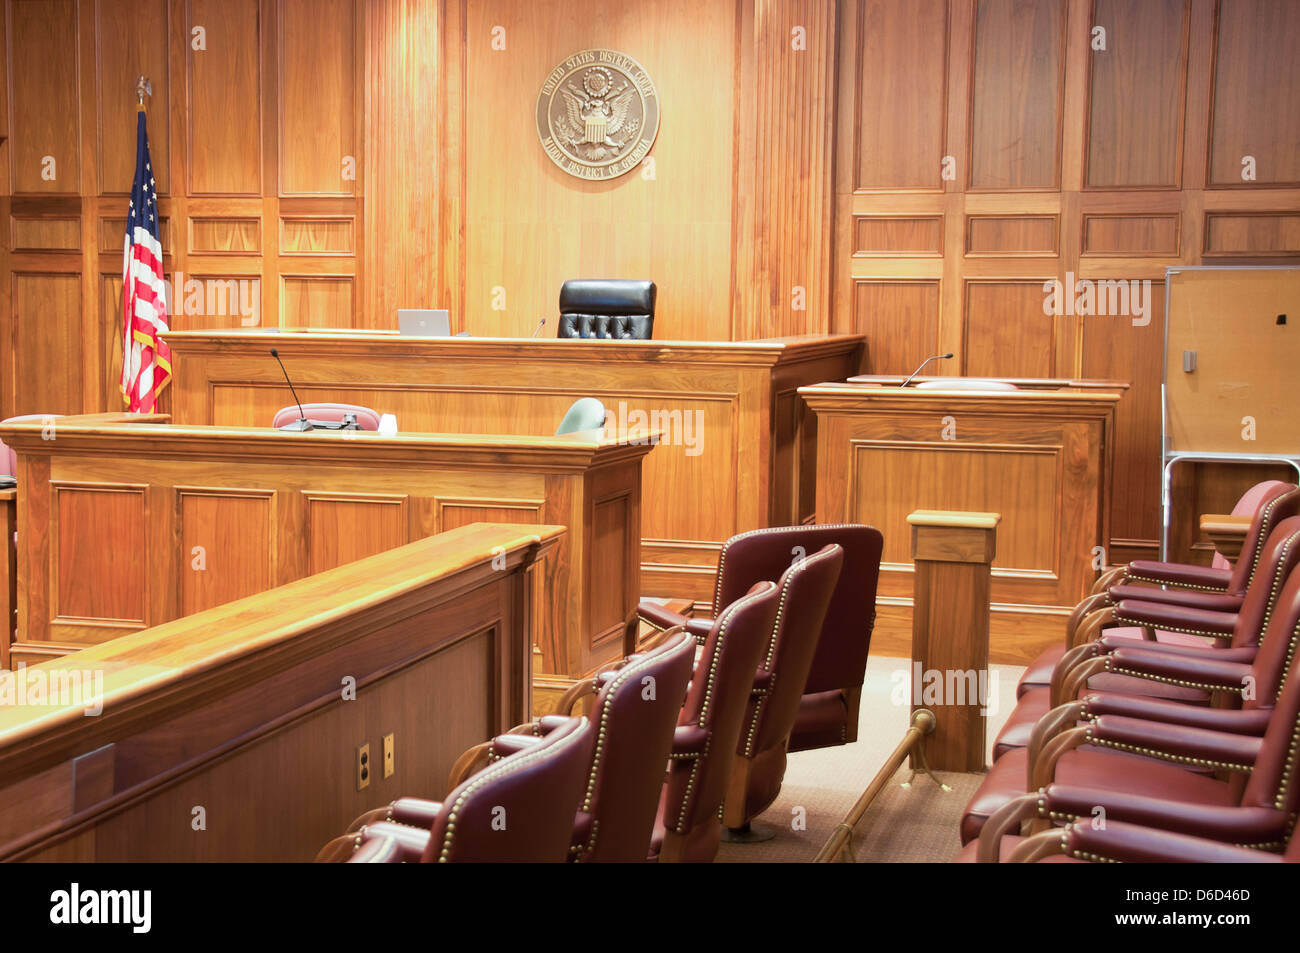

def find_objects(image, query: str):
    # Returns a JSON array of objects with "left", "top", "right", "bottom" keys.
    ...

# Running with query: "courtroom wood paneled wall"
[
  {"left": 832, "top": 0, "right": 1300, "bottom": 563},
  {"left": 3, "top": 0, "right": 368, "bottom": 420},
  {"left": 5, "top": 0, "right": 1299, "bottom": 563},
  {"left": 0, "top": 0, "right": 840, "bottom": 419}
]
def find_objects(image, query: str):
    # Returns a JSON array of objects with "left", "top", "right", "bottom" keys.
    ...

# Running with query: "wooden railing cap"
[
  {"left": 906, "top": 510, "right": 1002, "bottom": 529},
  {"left": 0, "top": 523, "right": 566, "bottom": 783}
]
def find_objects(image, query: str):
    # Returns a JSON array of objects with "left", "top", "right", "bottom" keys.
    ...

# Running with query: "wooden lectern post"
[{"left": 907, "top": 509, "right": 1000, "bottom": 772}]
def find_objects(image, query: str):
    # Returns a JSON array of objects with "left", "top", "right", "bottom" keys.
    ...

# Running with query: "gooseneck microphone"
[
  {"left": 270, "top": 348, "right": 312, "bottom": 431},
  {"left": 900, "top": 352, "right": 955, "bottom": 388},
  {"left": 531, "top": 317, "right": 547, "bottom": 337}
]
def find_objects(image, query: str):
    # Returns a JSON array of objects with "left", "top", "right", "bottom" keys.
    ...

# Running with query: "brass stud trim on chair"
[
  {"left": 1124, "top": 575, "right": 1223, "bottom": 593},
  {"left": 1111, "top": 615, "right": 1230, "bottom": 641},
  {"left": 1104, "top": 661, "right": 1244, "bottom": 695},
  {"left": 1069, "top": 849, "right": 1120, "bottom": 863},
  {"left": 710, "top": 522, "right": 863, "bottom": 615},
  {"left": 1084, "top": 729, "right": 1254, "bottom": 774},
  {"left": 1244, "top": 494, "right": 1288, "bottom": 590}
]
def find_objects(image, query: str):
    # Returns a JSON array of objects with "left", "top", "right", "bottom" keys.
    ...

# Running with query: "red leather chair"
[
  {"left": 959, "top": 555, "right": 1300, "bottom": 850},
  {"left": 558, "top": 632, "right": 697, "bottom": 861},
  {"left": 1009, "top": 817, "right": 1300, "bottom": 863},
  {"left": 635, "top": 524, "right": 884, "bottom": 753},
  {"left": 991, "top": 515, "right": 1300, "bottom": 760},
  {"left": 1017, "top": 481, "right": 1300, "bottom": 698},
  {"left": 651, "top": 580, "right": 782, "bottom": 862},
  {"left": 724, "top": 543, "right": 844, "bottom": 838},
  {"left": 332, "top": 634, "right": 696, "bottom": 863},
  {"left": 270, "top": 402, "right": 381, "bottom": 431},
  {"left": 329, "top": 715, "right": 594, "bottom": 863}
]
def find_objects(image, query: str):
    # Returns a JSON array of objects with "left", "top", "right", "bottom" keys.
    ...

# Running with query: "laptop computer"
[{"left": 397, "top": 309, "right": 452, "bottom": 337}]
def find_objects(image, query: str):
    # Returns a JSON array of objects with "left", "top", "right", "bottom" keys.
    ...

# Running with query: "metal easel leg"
[{"left": 901, "top": 734, "right": 952, "bottom": 792}]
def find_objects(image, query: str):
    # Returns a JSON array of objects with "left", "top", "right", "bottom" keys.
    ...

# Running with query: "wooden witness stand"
[
  {"left": 0, "top": 413, "right": 654, "bottom": 713},
  {"left": 799, "top": 380, "right": 1118, "bottom": 665}
]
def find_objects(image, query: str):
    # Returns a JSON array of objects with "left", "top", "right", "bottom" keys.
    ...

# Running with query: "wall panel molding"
[
  {"left": 833, "top": 0, "right": 1300, "bottom": 559},
  {"left": 734, "top": 0, "right": 838, "bottom": 339}
]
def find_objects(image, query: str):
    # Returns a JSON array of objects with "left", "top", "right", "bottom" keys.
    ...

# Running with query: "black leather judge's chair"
[{"left": 556, "top": 280, "right": 655, "bottom": 340}]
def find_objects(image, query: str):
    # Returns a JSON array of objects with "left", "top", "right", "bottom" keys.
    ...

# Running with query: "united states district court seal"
[{"left": 536, "top": 49, "right": 661, "bottom": 181}]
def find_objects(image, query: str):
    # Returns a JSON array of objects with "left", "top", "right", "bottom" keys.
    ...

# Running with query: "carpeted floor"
[{"left": 716, "top": 654, "right": 1023, "bottom": 863}]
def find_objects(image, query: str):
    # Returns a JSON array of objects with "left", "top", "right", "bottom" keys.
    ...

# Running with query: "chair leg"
[
  {"left": 721, "top": 755, "right": 778, "bottom": 842},
  {"left": 722, "top": 753, "right": 753, "bottom": 829},
  {"left": 721, "top": 822, "right": 777, "bottom": 843},
  {"left": 621, "top": 609, "right": 641, "bottom": 657},
  {"left": 842, "top": 685, "right": 862, "bottom": 744},
  {"left": 657, "top": 829, "right": 688, "bottom": 863}
]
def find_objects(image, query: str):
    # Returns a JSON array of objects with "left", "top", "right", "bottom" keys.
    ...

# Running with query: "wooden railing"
[{"left": 0, "top": 523, "right": 561, "bottom": 862}]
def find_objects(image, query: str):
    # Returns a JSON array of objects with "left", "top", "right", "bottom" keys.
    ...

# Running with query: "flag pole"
[{"left": 135, "top": 74, "right": 151, "bottom": 111}]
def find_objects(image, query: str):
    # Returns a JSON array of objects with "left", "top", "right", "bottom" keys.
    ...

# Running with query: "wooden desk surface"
[
  {"left": 845, "top": 375, "right": 1130, "bottom": 392},
  {"left": 0, "top": 416, "right": 661, "bottom": 471},
  {"left": 163, "top": 329, "right": 864, "bottom": 366},
  {"left": 801, "top": 381, "right": 1124, "bottom": 409}
]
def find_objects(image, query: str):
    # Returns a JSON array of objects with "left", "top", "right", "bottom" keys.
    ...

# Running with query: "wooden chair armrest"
[
  {"left": 1067, "top": 592, "right": 1112, "bottom": 641},
  {"left": 1027, "top": 701, "right": 1088, "bottom": 777},
  {"left": 1054, "top": 655, "right": 1111, "bottom": 708},
  {"left": 977, "top": 793, "right": 1040, "bottom": 863},
  {"left": 1028, "top": 727, "right": 1093, "bottom": 819},
  {"left": 621, "top": 611, "right": 640, "bottom": 658},
  {"left": 1008, "top": 828, "right": 1070, "bottom": 863},
  {"left": 446, "top": 740, "right": 494, "bottom": 791},
  {"left": 1049, "top": 643, "right": 1099, "bottom": 705},
  {"left": 1069, "top": 605, "right": 1117, "bottom": 648},
  {"left": 315, "top": 830, "right": 365, "bottom": 863},
  {"left": 1090, "top": 565, "right": 1127, "bottom": 594},
  {"left": 556, "top": 678, "right": 600, "bottom": 716},
  {"left": 345, "top": 805, "right": 391, "bottom": 834},
  {"left": 638, "top": 623, "right": 687, "bottom": 654}
]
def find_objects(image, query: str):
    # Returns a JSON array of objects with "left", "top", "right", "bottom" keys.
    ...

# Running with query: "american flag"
[{"left": 120, "top": 106, "right": 171, "bottom": 412}]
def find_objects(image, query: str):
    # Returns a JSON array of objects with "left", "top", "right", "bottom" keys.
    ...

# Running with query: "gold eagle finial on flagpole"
[{"left": 136, "top": 74, "right": 152, "bottom": 111}]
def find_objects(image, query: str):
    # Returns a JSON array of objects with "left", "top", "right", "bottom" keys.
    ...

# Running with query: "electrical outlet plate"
[
  {"left": 357, "top": 743, "right": 370, "bottom": 791},
  {"left": 383, "top": 733, "right": 395, "bottom": 779}
]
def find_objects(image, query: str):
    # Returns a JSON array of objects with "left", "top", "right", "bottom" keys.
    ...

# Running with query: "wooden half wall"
[{"left": 0, "top": 522, "right": 561, "bottom": 862}]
